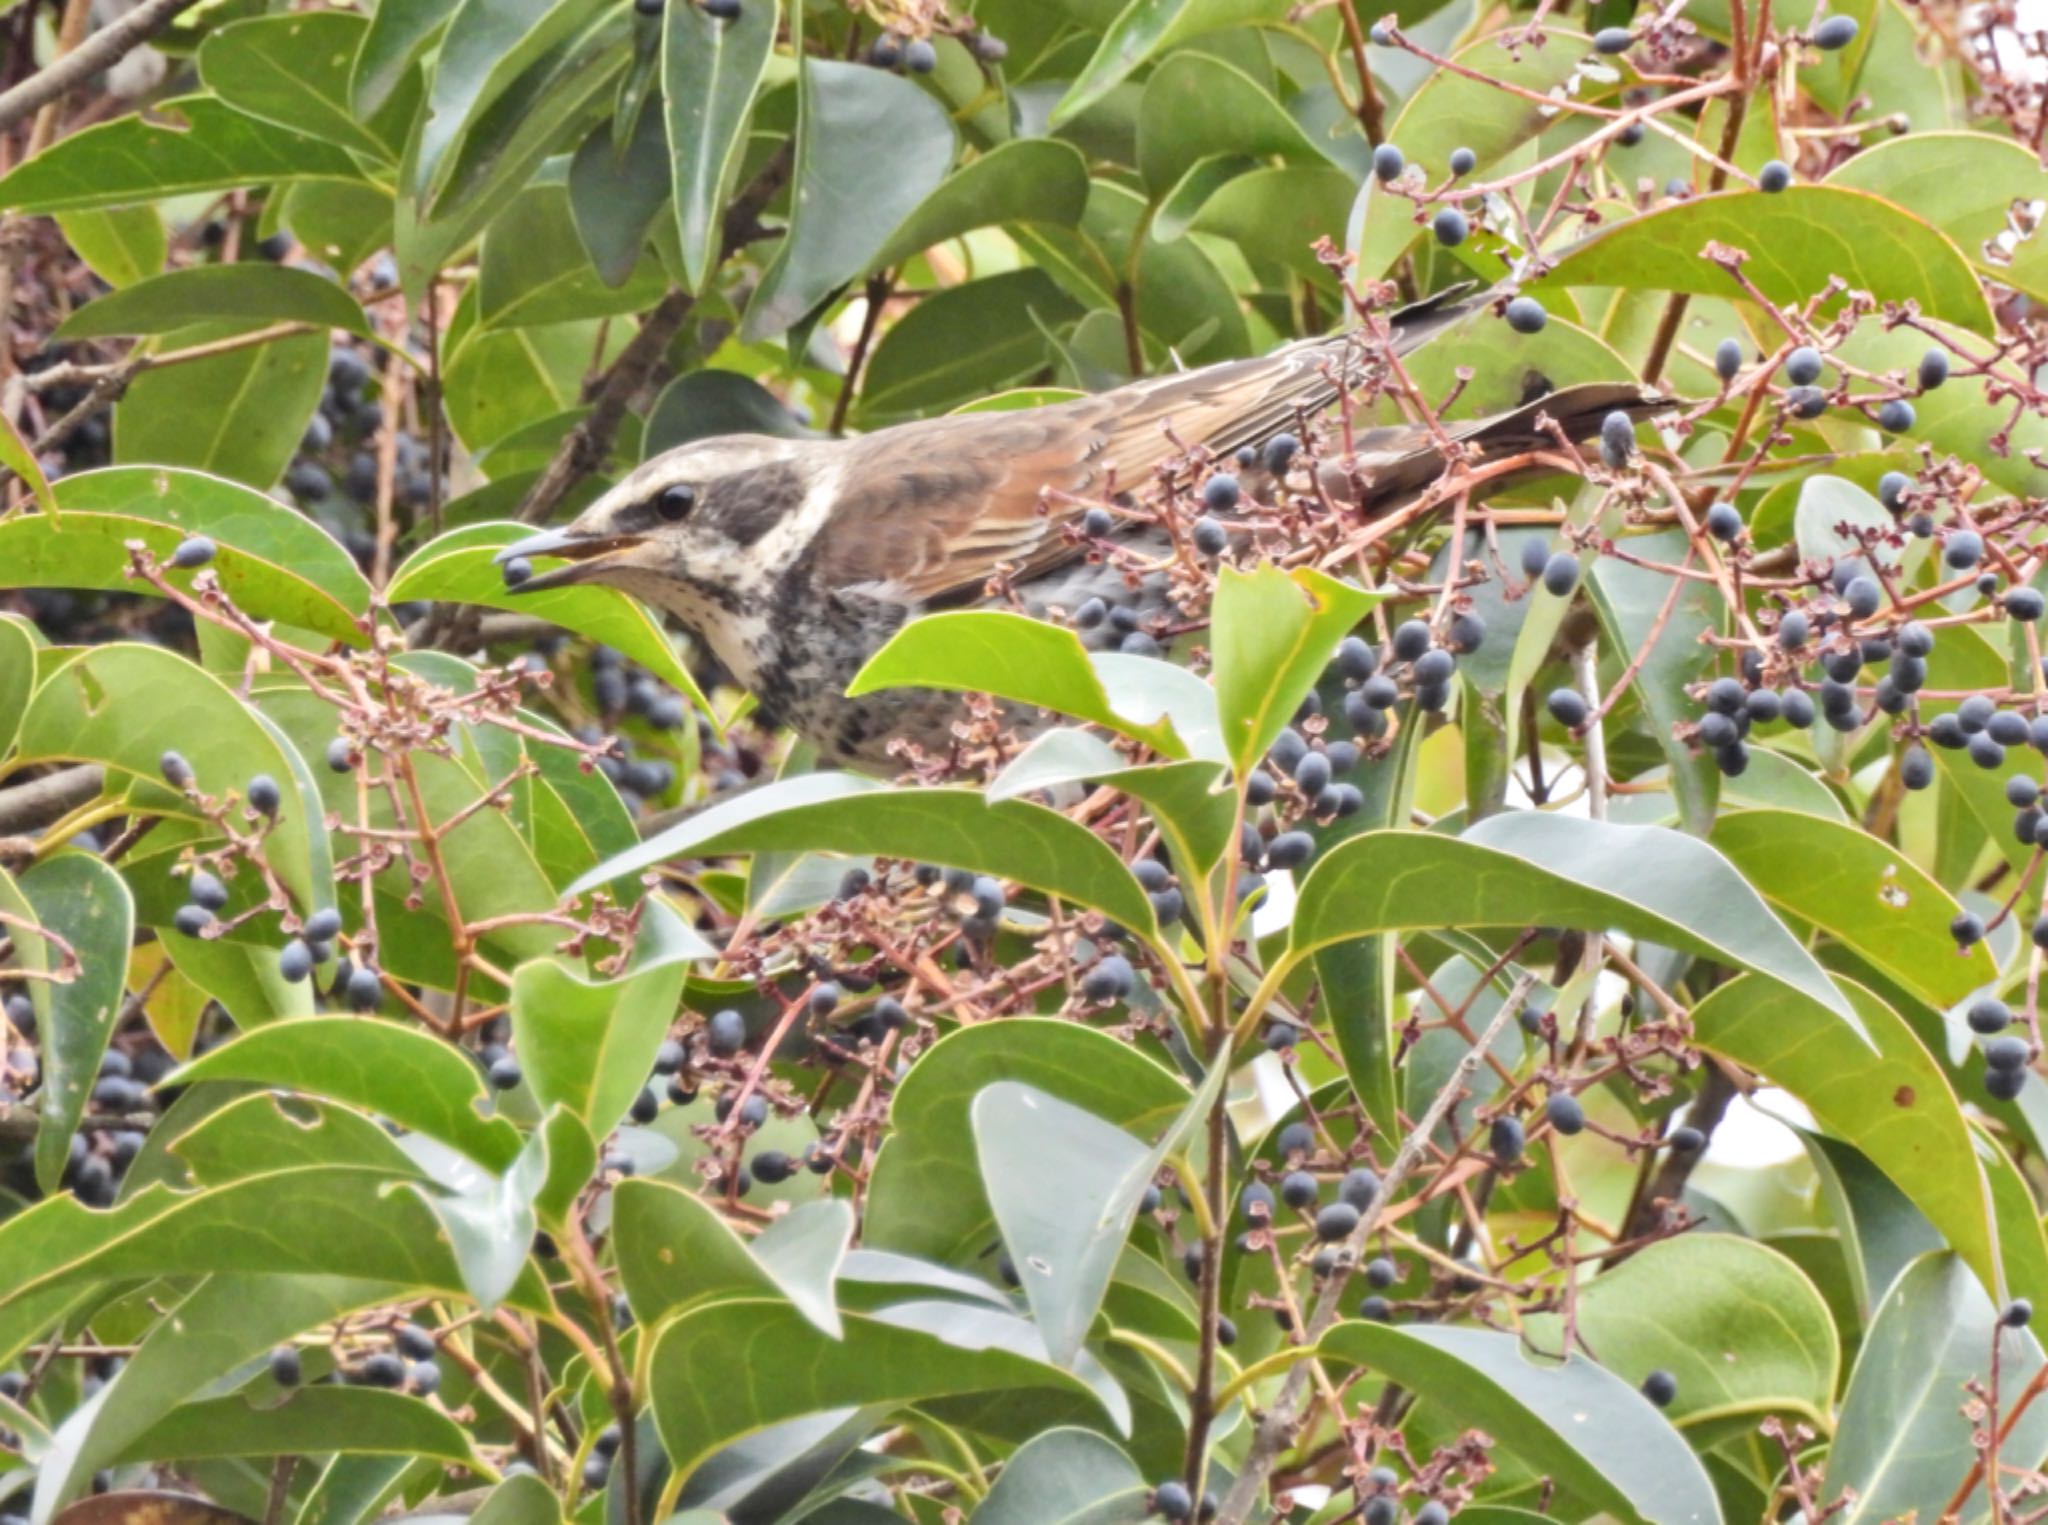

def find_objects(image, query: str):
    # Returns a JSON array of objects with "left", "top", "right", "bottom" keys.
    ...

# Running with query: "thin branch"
[{"left": 0, "top": 0, "right": 199, "bottom": 135}]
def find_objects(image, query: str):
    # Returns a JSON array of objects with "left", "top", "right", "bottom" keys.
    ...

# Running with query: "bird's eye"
[{"left": 655, "top": 484, "right": 696, "bottom": 522}]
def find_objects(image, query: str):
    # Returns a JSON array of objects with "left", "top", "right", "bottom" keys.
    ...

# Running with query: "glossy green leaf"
[
  {"left": 510, "top": 902, "right": 700, "bottom": 1137},
  {"left": 1586, "top": 528, "right": 1721, "bottom": 835},
  {"left": 57, "top": 266, "right": 369, "bottom": 340},
  {"left": 1543, "top": 188, "right": 1995, "bottom": 335},
  {"left": 973, "top": 1060, "right": 1221, "bottom": 1366},
  {"left": 1693, "top": 974, "right": 2001, "bottom": 1304},
  {"left": 1290, "top": 814, "right": 1859, "bottom": 1034},
  {"left": 1211, "top": 563, "right": 1377, "bottom": 774},
  {"left": 56, "top": 206, "right": 164, "bottom": 289},
  {"left": 478, "top": 184, "right": 665, "bottom": 328},
  {"left": 387, "top": 522, "right": 708, "bottom": 713},
  {"left": 568, "top": 105, "right": 670, "bottom": 288},
  {"left": 0, "top": 97, "right": 364, "bottom": 214},
  {"left": 1826, "top": 131, "right": 2048, "bottom": 306},
  {"left": 18, "top": 855, "right": 133, "bottom": 1194},
  {"left": 1350, "top": 31, "right": 1601, "bottom": 283},
  {"left": 413, "top": 1116, "right": 550, "bottom": 1310},
  {"left": 968, "top": 1428, "right": 1148, "bottom": 1523},
  {"left": 1051, "top": 0, "right": 1289, "bottom": 127},
  {"left": 35, "top": 1275, "right": 393, "bottom": 1519},
  {"left": 1710, "top": 809, "right": 1991, "bottom": 1007},
  {"left": 858, "top": 268, "right": 1081, "bottom": 420},
  {"left": 0, "top": 466, "right": 372, "bottom": 645},
  {"left": 1135, "top": 52, "right": 1326, "bottom": 194},
  {"left": 1184, "top": 164, "right": 1357, "bottom": 281},
  {"left": 614, "top": 1178, "right": 847, "bottom": 1337},
  {"left": 644, "top": 370, "right": 814, "bottom": 452},
  {"left": 665, "top": 0, "right": 777, "bottom": 290},
  {"left": 868, "top": 1020, "right": 1191, "bottom": 1264},
  {"left": 282, "top": 181, "right": 396, "bottom": 279},
  {"left": 117, "top": 1388, "right": 481, "bottom": 1468},
  {"left": 13, "top": 645, "right": 322, "bottom": 909},
  {"left": 171, "top": 1017, "right": 523, "bottom": 1171},
  {"left": 851, "top": 610, "right": 1196, "bottom": 759},
  {"left": 1565, "top": 1236, "right": 1838, "bottom": 1429},
  {"left": 198, "top": 12, "right": 397, "bottom": 161},
  {"left": 1316, "top": 1322, "right": 1721, "bottom": 1525},
  {"left": 113, "top": 324, "right": 326, "bottom": 488},
  {"left": 1823, "top": 1253, "right": 2048, "bottom": 1524},
  {"left": 351, "top": 0, "right": 458, "bottom": 116},
  {"left": 873, "top": 140, "right": 1092, "bottom": 270},
  {"left": 745, "top": 60, "right": 955, "bottom": 338},
  {"left": 171, "top": 1093, "right": 425, "bottom": 1186},
  {"left": 0, "top": 616, "right": 35, "bottom": 759},
  {"left": 567, "top": 772, "right": 1157, "bottom": 934},
  {"left": 648, "top": 1300, "right": 1119, "bottom": 1488}
]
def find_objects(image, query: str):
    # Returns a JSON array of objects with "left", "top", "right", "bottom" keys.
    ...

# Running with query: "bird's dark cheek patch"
[{"left": 702, "top": 462, "right": 806, "bottom": 547}]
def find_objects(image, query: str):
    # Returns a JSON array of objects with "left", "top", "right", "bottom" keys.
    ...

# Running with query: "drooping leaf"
[
  {"left": 568, "top": 105, "right": 671, "bottom": 288},
  {"left": 478, "top": 184, "right": 666, "bottom": 328},
  {"left": 744, "top": 60, "right": 956, "bottom": 338},
  {"left": 1692, "top": 974, "right": 2001, "bottom": 1303},
  {"left": 873, "top": 140, "right": 1092, "bottom": 270},
  {"left": 1290, "top": 813, "right": 1859, "bottom": 1035},
  {"left": 1822, "top": 1253, "right": 2048, "bottom": 1524},
  {"left": 566, "top": 772, "right": 1157, "bottom": 934},
  {"left": 57, "top": 266, "right": 370, "bottom": 341},
  {"left": 19, "top": 855, "right": 134, "bottom": 1194},
  {"left": 1315, "top": 1322, "right": 1722, "bottom": 1525},
  {"left": 665, "top": 0, "right": 777, "bottom": 291},
  {"left": 1543, "top": 187, "right": 1995, "bottom": 335}
]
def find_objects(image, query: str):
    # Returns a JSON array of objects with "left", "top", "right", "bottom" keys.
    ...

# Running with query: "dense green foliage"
[{"left": 1, "top": 0, "right": 2048, "bottom": 1521}]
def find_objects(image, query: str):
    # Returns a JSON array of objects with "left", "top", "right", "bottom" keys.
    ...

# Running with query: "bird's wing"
[{"left": 816, "top": 287, "right": 1492, "bottom": 606}]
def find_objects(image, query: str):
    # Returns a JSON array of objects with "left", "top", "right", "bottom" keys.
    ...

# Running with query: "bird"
[{"left": 495, "top": 286, "right": 1665, "bottom": 769}]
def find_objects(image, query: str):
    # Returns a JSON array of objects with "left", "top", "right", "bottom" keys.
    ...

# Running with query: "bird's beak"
[{"left": 492, "top": 527, "right": 647, "bottom": 593}]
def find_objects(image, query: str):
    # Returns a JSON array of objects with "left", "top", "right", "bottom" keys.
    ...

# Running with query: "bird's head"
[{"left": 493, "top": 434, "right": 826, "bottom": 632}]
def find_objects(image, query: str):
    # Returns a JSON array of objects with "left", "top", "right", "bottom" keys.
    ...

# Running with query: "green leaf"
[
  {"left": 0, "top": 616, "right": 35, "bottom": 759},
  {"left": 170, "top": 1016, "right": 523, "bottom": 1171},
  {"left": 1542, "top": 187, "right": 1995, "bottom": 336},
  {"left": 1826, "top": 131, "right": 2048, "bottom": 306},
  {"left": 857, "top": 268, "right": 1083, "bottom": 421},
  {"left": 410, "top": 0, "right": 598, "bottom": 209},
  {"left": 745, "top": 60, "right": 956, "bottom": 338},
  {"left": 0, "top": 96, "right": 364, "bottom": 214},
  {"left": 972, "top": 1064, "right": 1220, "bottom": 1365},
  {"left": 665, "top": 0, "right": 777, "bottom": 291},
  {"left": 352, "top": 0, "right": 459, "bottom": 117},
  {"left": 850, "top": 610, "right": 1196, "bottom": 759},
  {"left": 1135, "top": 52, "right": 1327, "bottom": 194},
  {"left": 113, "top": 324, "right": 326, "bottom": 488},
  {"left": 1563, "top": 1237, "right": 1839, "bottom": 1429},
  {"left": 566, "top": 772, "right": 1157, "bottom": 935},
  {"left": 1709, "top": 809, "right": 1991, "bottom": 1007},
  {"left": 1822, "top": 1253, "right": 2048, "bottom": 1524},
  {"left": 1051, "top": 0, "right": 1289, "bottom": 127},
  {"left": 1586, "top": 528, "right": 1721, "bottom": 835},
  {"left": 510, "top": 903, "right": 699, "bottom": 1137},
  {"left": 282, "top": 181, "right": 396, "bottom": 280},
  {"left": 56, "top": 206, "right": 164, "bottom": 288},
  {"left": 1692, "top": 974, "right": 2002, "bottom": 1305},
  {"left": 1290, "top": 814, "right": 1859, "bottom": 1035},
  {"left": 644, "top": 370, "right": 814, "bottom": 452},
  {"left": 35, "top": 1275, "right": 395, "bottom": 1519},
  {"left": 1210, "top": 563, "right": 1377, "bottom": 775},
  {"left": 1349, "top": 31, "right": 1602, "bottom": 283},
  {"left": 1184, "top": 164, "right": 1357, "bottom": 282},
  {"left": 387, "top": 522, "right": 709, "bottom": 714},
  {"left": 198, "top": 12, "right": 398, "bottom": 161},
  {"left": 1793, "top": 473, "right": 1898, "bottom": 569},
  {"left": 867, "top": 1020, "right": 1191, "bottom": 1264},
  {"left": 1315, "top": 1322, "right": 1722, "bottom": 1525},
  {"left": 648, "top": 1300, "right": 1120, "bottom": 1489},
  {"left": 13, "top": 645, "right": 324, "bottom": 910},
  {"left": 568, "top": 106, "right": 670, "bottom": 288},
  {"left": 873, "top": 140, "right": 1092, "bottom": 271},
  {"left": 411, "top": 1117, "right": 550, "bottom": 1310},
  {"left": 118, "top": 1388, "right": 482, "bottom": 1468},
  {"left": 171, "top": 1093, "right": 424, "bottom": 1186},
  {"left": 967, "top": 1428, "right": 1148, "bottom": 1524},
  {"left": 18, "top": 855, "right": 133, "bottom": 1194},
  {"left": 614, "top": 1178, "right": 847, "bottom": 1337},
  {"left": 478, "top": 184, "right": 666, "bottom": 328},
  {"left": 57, "top": 266, "right": 369, "bottom": 340},
  {"left": 0, "top": 466, "right": 373, "bottom": 646}
]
